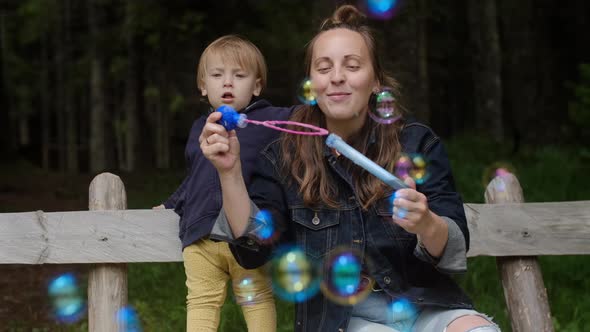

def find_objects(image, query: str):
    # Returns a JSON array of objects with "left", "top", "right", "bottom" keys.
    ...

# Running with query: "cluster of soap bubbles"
[
  {"left": 254, "top": 246, "right": 372, "bottom": 305},
  {"left": 296, "top": 80, "right": 403, "bottom": 126},
  {"left": 394, "top": 153, "right": 429, "bottom": 185}
]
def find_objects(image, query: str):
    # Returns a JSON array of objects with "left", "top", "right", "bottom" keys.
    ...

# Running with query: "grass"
[{"left": 2, "top": 134, "right": 589, "bottom": 331}]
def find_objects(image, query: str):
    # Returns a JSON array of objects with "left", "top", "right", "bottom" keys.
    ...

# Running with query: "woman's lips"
[{"left": 327, "top": 92, "right": 351, "bottom": 102}]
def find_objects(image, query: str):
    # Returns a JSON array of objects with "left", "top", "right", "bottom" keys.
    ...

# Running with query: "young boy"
[{"left": 157, "top": 35, "right": 292, "bottom": 331}]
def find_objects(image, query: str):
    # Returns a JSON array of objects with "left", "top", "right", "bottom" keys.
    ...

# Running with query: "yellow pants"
[{"left": 183, "top": 239, "right": 276, "bottom": 332}]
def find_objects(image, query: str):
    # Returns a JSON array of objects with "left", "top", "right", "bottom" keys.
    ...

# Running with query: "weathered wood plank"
[
  {"left": 0, "top": 211, "right": 48, "bottom": 263},
  {"left": 466, "top": 200, "right": 590, "bottom": 257},
  {"left": 1, "top": 201, "right": 589, "bottom": 264},
  {"left": 0, "top": 209, "right": 182, "bottom": 264}
]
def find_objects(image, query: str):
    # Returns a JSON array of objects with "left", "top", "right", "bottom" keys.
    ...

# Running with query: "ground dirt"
[{"left": 0, "top": 167, "right": 102, "bottom": 329}]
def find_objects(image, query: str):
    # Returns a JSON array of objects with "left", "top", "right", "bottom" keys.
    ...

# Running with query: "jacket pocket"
[{"left": 292, "top": 208, "right": 340, "bottom": 259}]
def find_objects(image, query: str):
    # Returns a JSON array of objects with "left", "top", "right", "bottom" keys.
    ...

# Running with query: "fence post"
[
  {"left": 88, "top": 172, "right": 128, "bottom": 332},
  {"left": 484, "top": 173, "right": 553, "bottom": 332}
]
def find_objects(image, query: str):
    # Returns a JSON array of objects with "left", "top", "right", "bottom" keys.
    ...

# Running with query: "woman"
[{"left": 202, "top": 5, "right": 500, "bottom": 332}]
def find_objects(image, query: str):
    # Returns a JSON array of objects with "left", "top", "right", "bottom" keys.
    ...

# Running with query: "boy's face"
[{"left": 201, "top": 57, "right": 262, "bottom": 111}]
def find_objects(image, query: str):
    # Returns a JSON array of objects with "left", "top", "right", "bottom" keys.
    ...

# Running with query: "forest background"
[{"left": 0, "top": 0, "right": 589, "bottom": 331}]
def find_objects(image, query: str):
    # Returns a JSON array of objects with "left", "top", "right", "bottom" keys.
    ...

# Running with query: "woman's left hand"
[{"left": 391, "top": 177, "right": 436, "bottom": 236}]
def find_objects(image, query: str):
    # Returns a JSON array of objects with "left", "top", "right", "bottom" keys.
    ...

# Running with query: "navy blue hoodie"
[{"left": 164, "top": 99, "right": 295, "bottom": 249}]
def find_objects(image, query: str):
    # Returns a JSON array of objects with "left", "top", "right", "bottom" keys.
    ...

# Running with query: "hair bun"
[{"left": 321, "top": 5, "right": 367, "bottom": 30}]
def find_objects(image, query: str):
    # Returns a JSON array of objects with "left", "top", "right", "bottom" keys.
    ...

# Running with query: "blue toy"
[{"left": 217, "top": 105, "right": 248, "bottom": 131}]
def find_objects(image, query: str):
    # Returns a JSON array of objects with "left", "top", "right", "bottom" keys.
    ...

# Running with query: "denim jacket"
[{"left": 212, "top": 120, "right": 473, "bottom": 331}]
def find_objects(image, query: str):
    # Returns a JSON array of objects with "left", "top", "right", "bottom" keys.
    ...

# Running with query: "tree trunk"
[
  {"left": 0, "top": 12, "right": 12, "bottom": 154},
  {"left": 18, "top": 111, "right": 30, "bottom": 147},
  {"left": 88, "top": 0, "right": 107, "bottom": 173},
  {"left": 498, "top": 0, "right": 534, "bottom": 150},
  {"left": 122, "top": 1, "right": 139, "bottom": 172},
  {"left": 467, "top": 0, "right": 503, "bottom": 141},
  {"left": 415, "top": 0, "right": 430, "bottom": 124},
  {"left": 155, "top": 87, "right": 170, "bottom": 169},
  {"left": 379, "top": 2, "right": 421, "bottom": 122},
  {"left": 41, "top": 23, "right": 51, "bottom": 170},
  {"left": 54, "top": 0, "right": 66, "bottom": 171},
  {"left": 64, "top": 0, "right": 78, "bottom": 172}
]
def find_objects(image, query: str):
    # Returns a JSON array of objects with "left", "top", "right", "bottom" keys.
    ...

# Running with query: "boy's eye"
[
  {"left": 236, "top": 73, "right": 247, "bottom": 78},
  {"left": 317, "top": 67, "right": 331, "bottom": 73},
  {"left": 211, "top": 73, "right": 222, "bottom": 78}
]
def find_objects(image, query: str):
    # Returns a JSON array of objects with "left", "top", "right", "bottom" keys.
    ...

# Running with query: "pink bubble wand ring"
[
  {"left": 216, "top": 105, "right": 328, "bottom": 136},
  {"left": 245, "top": 119, "right": 328, "bottom": 136}
]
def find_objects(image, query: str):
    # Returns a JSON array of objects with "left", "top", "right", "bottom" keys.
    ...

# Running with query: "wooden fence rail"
[{"left": 1, "top": 172, "right": 589, "bottom": 331}]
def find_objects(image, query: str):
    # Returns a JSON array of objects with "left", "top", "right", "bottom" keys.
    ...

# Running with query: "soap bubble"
[
  {"left": 297, "top": 78, "right": 317, "bottom": 105},
  {"left": 253, "top": 209, "right": 279, "bottom": 243},
  {"left": 394, "top": 153, "right": 429, "bottom": 185},
  {"left": 361, "top": 0, "right": 400, "bottom": 20},
  {"left": 388, "top": 298, "right": 418, "bottom": 330},
  {"left": 270, "top": 246, "right": 320, "bottom": 302},
  {"left": 48, "top": 273, "right": 85, "bottom": 324},
  {"left": 117, "top": 305, "right": 143, "bottom": 332},
  {"left": 482, "top": 162, "right": 517, "bottom": 191},
  {"left": 233, "top": 273, "right": 259, "bottom": 305},
  {"left": 321, "top": 247, "right": 372, "bottom": 305},
  {"left": 369, "top": 88, "right": 401, "bottom": 124}
]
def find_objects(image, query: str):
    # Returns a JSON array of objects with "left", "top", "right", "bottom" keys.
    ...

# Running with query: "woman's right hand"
[{"left": 200, "top": 111, "right": 241, "bottom": 173}]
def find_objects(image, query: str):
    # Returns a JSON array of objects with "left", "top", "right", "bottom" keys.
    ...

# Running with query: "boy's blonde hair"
[{"left": 197, "top": 35, "right": 267, "bottom": 93}]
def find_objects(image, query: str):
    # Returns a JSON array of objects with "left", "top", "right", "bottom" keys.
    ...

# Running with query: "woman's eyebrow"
[
  {"left": 343, "top": 54, "right": 362, "bottom": 60},
  {"left": 313, "top": 57, "right": 332, "bottom": 65}
]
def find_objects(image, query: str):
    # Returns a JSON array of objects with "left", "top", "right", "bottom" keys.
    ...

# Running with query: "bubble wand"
[
  {"left": 325, "top": 134, "right": 408, "bottom": 190},
  {"left": 217, "top": 105, "right": 328, "bottom": 135},
  {"left": 216, "top": 105, "right": 407, "bottom": 190}
]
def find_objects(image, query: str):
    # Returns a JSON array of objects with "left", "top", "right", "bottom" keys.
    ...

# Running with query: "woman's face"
[{"left": 310, "top": 28, "right": 378, "bottom": 132}]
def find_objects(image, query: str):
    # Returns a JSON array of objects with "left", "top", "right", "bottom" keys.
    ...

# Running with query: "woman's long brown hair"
[{"left": 280, "top": 5, "right": 406, "bottom": 210}]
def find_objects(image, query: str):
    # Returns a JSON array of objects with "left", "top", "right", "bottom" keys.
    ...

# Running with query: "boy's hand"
[
  {"left": 152, "top": 204, "right": 165, "bottom": 210},
  {"left": 200, "top": 112, "right": 241, "bottom": 173}
]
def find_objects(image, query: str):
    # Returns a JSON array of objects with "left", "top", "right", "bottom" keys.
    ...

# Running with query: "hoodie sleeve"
[{"left": 163, "top": 176, "right": 188, "bottom": 209}]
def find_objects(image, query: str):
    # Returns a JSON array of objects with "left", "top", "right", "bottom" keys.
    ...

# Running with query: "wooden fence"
[{"left": 1, "top": 172, "right": 589, "bottom": 331}]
